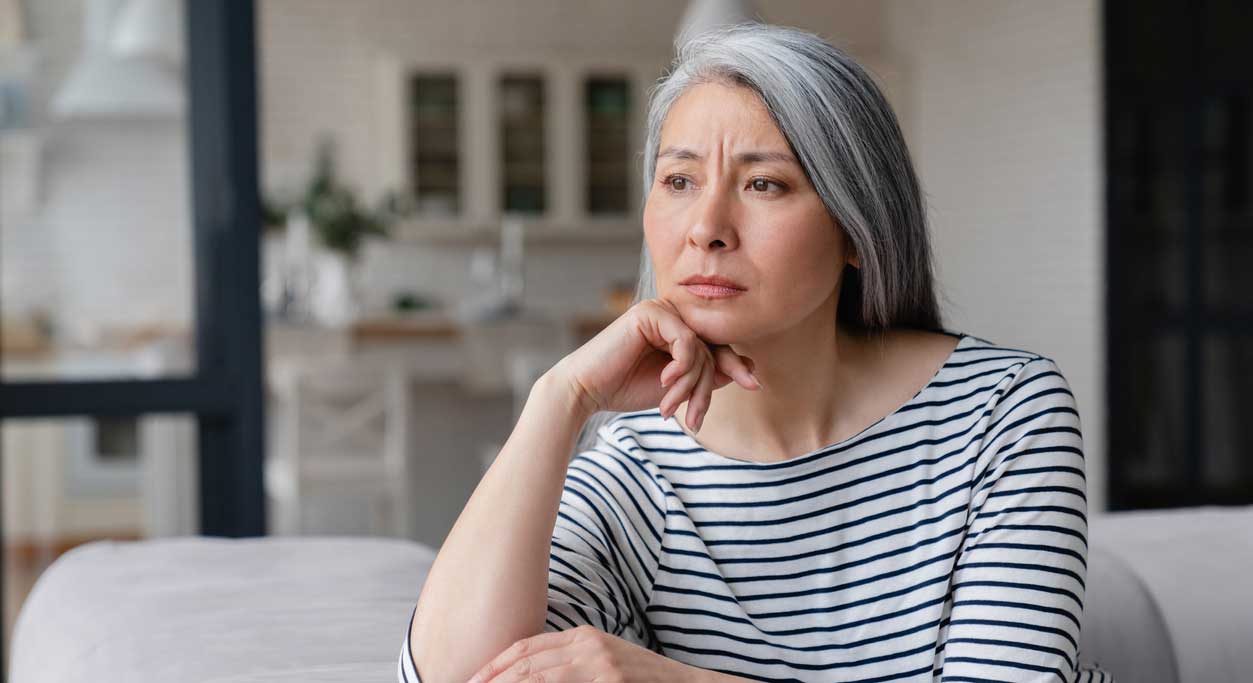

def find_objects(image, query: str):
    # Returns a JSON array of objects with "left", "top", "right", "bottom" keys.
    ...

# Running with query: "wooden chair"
[{"left": 265, "top": 354, "right": 412, "bottom": 538}]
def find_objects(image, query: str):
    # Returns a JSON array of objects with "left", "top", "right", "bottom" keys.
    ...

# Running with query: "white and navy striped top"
[{"left": 400, "top": 332, "right": 1115, "bottom": 682}]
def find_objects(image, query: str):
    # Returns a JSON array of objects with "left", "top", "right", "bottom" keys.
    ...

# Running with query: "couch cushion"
[
  {"left": 8, "top": 536, "right": 435, "bottom": 682},
  {"left": 1081, "top": 544, "right": 1177, "bottom": 683},
  {"left": 1084, "top": 505, "right": 1253, "bottom": 683}
]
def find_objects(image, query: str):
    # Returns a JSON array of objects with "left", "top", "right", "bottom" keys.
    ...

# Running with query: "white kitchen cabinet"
[{"left": 374, "top": 53, "right": 667, "bottom": 243}]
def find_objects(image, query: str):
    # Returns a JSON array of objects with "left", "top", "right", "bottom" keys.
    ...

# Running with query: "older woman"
[{"left": 402, "top": 22, "right": 1114, "bottom": 683}]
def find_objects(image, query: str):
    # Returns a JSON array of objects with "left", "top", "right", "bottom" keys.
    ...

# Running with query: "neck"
[{"left": 692, "top": 295, "right": 888, "bottom": 459}]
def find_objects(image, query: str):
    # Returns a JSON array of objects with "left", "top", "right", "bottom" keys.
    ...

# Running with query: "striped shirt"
[{"left": 400, "top": 332, "right": 1115, "bottom": 682}]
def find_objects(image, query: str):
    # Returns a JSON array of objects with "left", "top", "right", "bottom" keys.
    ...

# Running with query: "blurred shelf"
[
  {"left": 392, "top": 219, "right": 641, "bottom": 245},
  {"left": 350, "top": 314, "right": 459, "bottom": 341}
]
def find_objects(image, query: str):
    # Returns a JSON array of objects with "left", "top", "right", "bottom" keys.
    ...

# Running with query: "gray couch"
[
  {"left": 1080, "top": 505, "right": 1253, "bottom": 683},
  {"left": 9, "top": 506, "right": 1252, "bottom": 681}
]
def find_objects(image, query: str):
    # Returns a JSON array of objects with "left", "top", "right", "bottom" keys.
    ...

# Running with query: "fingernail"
[{"left": 748, "top": 372, "right": 763, "bottom": 389}]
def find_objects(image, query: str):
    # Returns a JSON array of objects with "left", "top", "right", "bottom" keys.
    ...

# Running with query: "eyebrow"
[{"left": 656, "top": 146, "right": 799, "bottom": 166}]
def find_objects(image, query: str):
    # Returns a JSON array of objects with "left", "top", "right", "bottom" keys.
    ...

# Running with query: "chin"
[{"left": 675, "top": 305, "right": 757, "bottom": 345}]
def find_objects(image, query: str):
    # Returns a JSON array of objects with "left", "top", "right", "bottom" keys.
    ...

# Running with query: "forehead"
[{"left": 658, "top": 81, "right": 789, "bottom": 150}]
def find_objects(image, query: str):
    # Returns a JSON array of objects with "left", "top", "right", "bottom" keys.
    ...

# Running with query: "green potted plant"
[
  {"left": 300, "top": 136, "right": 414, "bottom": 260},
  {"left": 265, "top": 135, "right": 415, "bottom": 325}
]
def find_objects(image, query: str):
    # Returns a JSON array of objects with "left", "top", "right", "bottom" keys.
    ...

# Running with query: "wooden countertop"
[{"left": 342, "top": 311, "right": 621, "bottom": 345}]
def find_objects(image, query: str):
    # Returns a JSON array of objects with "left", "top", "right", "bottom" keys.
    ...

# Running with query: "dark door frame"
[{"left": 1105, "top": 0, "right": 1253, "bottom": 509}]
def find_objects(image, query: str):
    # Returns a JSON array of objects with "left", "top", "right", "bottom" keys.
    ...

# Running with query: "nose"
[{"left": 686, "top": 180, "right": 738, "bottom": 251}]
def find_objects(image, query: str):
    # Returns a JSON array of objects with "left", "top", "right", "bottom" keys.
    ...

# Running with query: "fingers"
[
  {"left": 659, "top": 358, "right": 681, "bottom": 389},
  {"left": 659, "top": 354, "right": 702, "bottom": 419},
  {"left": 632, "top": 301, "right": 698, "bottom": 376},
  {"left": 664, "top": 348, "right": 745, "bottom": 432},
  {"left": 634, "top": 300, "right": 760, "bottom": 433},
  {"left": 686, "top": 361, "right": 716, "bottom": 432},
  {"left": 711, "top": 345, "right": 762, "bottom": 391},
  {"left": 468, "top": 629, "right": 578, "bottom": 683},
  {"left": 666, "top": 331, "right": 699, "bottom": 384}
]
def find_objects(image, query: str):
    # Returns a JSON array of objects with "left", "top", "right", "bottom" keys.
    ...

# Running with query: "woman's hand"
[
  {"left": 464, "top": 624, "right": 708, "bottom": 683},
  {"left": 548, "top": 298, "right": 761, "bottom": 432}
]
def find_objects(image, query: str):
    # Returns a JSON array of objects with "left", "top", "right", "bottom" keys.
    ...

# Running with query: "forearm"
[
  {"left": 408, "top": 371, "right": 591, "bottom": 683},
  {"left": 690, "top": 666, "right": 758, "bottom": 683}
]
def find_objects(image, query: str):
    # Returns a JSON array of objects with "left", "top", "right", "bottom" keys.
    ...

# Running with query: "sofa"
[{"left": 8, "top": 505, "right": 1252, "bottom": 682}]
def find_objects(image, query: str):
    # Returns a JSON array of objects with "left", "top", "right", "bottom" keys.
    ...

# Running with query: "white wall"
[{"left": 886, "top": 0, "right": 1107, "bottom": 512}]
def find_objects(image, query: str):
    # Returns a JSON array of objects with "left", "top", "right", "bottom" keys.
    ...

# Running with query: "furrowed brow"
[{"left": 657, "top": 146, "right": 798, "bottom": 166}]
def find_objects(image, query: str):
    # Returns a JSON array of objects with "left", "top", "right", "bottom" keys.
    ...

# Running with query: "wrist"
[{"left": 530, "top": 367, "right": 596, "bottom": 424}]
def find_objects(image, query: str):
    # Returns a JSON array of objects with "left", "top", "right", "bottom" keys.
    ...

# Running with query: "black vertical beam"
[
  {"left": 186, "top": 0, "right": 267, "bottom": 537},
  {"left": 1, "top": 250, "right": 5, "bottom": 683},
  {"left": 1102, "top": 0, "right": 1119, "bottom": 510},
  {"left": 1, "top": 414, "right": 5, "bottom": 681},
  {"left": 1183, "top": 0, "right": 1204, "bottom": 499}
]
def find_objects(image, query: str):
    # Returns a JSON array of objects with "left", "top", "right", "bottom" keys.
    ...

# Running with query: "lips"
[{"left": 678, "top": 274, "right": 746, "bottom": 290}]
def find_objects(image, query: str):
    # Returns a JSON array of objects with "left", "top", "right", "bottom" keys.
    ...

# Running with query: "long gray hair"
[{"left": 573, "top": 22, "right": 948, "bottom": 454}]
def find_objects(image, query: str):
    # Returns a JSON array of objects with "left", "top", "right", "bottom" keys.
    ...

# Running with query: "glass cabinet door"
[
  {"left": 499, "top": 74, "right": 546, "bottom": 214},
  {"left": 585, "top": 76, "right": 630, "bottom": 215},
  {"left": 408, "top": 74, "right": 460, "bottom": 216}
]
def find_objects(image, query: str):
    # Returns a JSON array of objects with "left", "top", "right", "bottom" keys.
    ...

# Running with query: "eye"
[
  {"left": 749, "top": 177, "right": 785, "bottom": 193},
  {"left": 660, "top": 174, "right": 690, "bottom": 193}
]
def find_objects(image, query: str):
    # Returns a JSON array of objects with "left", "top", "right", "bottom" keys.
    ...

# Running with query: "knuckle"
[
  {"left": 641, "top": 298, "right": 671, "bottom": 316},
  {"left": 580, "top": 625, "right": 610, "bottom": 647},
  {"left": 626, "top": 301, "right": 654, "bottom": 324},
  {"left": 596, "top": 654, "right": 623, "bottom": 678}
]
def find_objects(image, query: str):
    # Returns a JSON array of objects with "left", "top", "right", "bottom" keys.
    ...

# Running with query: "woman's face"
[{"left": 643, "top": 81, "right": 857, "bottom": 346}]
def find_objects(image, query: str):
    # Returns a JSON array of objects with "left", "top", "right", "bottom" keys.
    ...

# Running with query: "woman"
[{"left": 401, "top": 22, "right": 1114, "bottom": 683}]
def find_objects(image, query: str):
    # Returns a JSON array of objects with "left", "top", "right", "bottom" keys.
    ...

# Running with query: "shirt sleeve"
[
  {"left": 541, "top": 432, "right": 667, "bottom": 650},
  {"left": 938, "top": 357, "right": 1104, "bottom": 683},
  {"left": 399, "top": 603, "right": 422, "bottom": 682}
]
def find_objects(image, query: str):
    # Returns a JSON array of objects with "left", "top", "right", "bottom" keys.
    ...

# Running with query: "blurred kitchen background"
[{"left": 2, "top": 0, "right": 1250, "bottom": 666}]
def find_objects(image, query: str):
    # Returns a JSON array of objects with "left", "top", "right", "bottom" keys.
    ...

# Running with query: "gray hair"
[{"left": 574, "top": 22, "right": 947, "bottom": 454}]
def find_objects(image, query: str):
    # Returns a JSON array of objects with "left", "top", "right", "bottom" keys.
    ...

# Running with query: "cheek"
[
  {"left": 751, "top": 219, "right": 842, "bottom": 306},
  {"left": 642, "top": 200, "right": 681, "bottom": 265}
]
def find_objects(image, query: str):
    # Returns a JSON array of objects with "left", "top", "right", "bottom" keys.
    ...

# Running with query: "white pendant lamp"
[
  {"left": 676, "top": 0, "right": 757, "bottom": 49},
  {"left": 50, "top": 0, "right": 184, "bottom": 119},
  {"left": 110, "top": 0, "right": 184, "bottom": 67}
]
